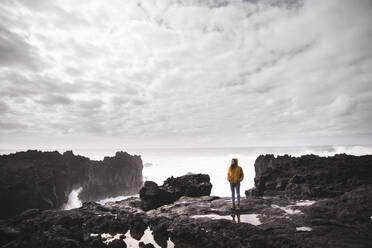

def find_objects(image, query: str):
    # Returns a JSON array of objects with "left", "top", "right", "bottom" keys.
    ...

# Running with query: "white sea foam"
[
  {"left": 271, "top": 204, "right": 302, "bottom": 215},
  {"left": 62, "top": 187, "right": 83, "bottom": 210},
  {"left": 90, "top": 227, "right": 175, "bottom": 248},
  {"left": 270, "top": 200, "right": 315, "bottom": 216},
  {"left": 296, "top": 226, "right": 312, "bottom": 231},
  {"left": 191, "top": 214, "right": 231, "bottom": 220},
  {"left": 101, "top": 233, "right": 122, "bottom": 244},
  {"left": 239, "top": 214, "right": 262, "bottom": 225},
  {"left": 191, "top": 213, "right": 262, "bottom": 225},
  {"left": 97, "top": 194, "right": 139, "bottom": 205},
  {"left": 295, "top": 200, "right": 316, "bottom": 206}
]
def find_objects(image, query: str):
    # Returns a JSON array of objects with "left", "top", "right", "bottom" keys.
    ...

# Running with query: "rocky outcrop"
[
  {"left": 0, "top": 150, "right": 143, "bottom": 219},
  {"left": 139, "top": 174, "right": 212, "bottom": 211},
  {"left": 78, "top": 152, "right": 143, "bottom": 202},
  {"left": 307, "top": 183, "right": 372, "bottom": 225},
  {"left": 247, "top": 154, "right": 372, "bottom": 199}
]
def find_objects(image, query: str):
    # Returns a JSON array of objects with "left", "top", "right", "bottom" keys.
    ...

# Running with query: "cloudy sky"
[{"left": 0, "top": 0, "right": 371, "bottom": 149}]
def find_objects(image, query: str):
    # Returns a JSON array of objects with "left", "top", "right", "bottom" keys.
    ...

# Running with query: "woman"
[{"left": 227, "top": 158, "right": 244, "bottom": 210}]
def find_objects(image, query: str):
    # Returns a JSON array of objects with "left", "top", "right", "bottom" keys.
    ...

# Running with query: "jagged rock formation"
[
  {"left": 246, "top": 154, "right": 372, "bottom": 199},
  {"left": 0, "top": 150, "right": 143, "bottom": 219},
  {"left": 78, "top": 152, "right": 143, "bottom": 202},
  {"left": 139, "top": 174, "right": 212, "bottom": 211},
  {"left": 1, "top": 154, "right": 371, "bottom": 248}
]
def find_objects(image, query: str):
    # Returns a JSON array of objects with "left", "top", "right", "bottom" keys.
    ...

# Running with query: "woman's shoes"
[{"left": 231, "top": 205, "right": 240, "bottom": 210}]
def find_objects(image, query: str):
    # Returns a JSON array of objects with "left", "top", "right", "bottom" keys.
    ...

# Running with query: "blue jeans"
[{"left": 230, "top": 183, "right": 240, "bottom": 206}]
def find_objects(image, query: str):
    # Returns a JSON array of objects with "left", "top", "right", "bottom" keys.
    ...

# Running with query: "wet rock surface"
[
  {"left": 0, "top": 150, "right": 143, "bottom": 219},
  {"left": 139, "top": 174, "right": 212, "bottom": 211},
  {"left": 1, "top": 194, "right": 371, "bottom": 248},
  {"left": 1, "top": 154, "right": 371, "bottom": 247}
]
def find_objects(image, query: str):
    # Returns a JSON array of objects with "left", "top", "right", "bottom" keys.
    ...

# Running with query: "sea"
[{"left": 1, "top": 145, "right": 372, "bottom": 209}]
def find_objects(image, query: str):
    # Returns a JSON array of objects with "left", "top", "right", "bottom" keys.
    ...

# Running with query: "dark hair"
[{"left": 231, "top": 158, "right": 238, "bottom": 168}]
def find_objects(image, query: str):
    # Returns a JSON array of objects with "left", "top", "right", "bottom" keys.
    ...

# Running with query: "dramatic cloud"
[{"left": 0, "top": 0, "right": 371, "bottom": 148}]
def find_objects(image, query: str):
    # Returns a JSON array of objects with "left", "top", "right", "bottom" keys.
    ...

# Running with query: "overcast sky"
[{"left": 0, "top": 0, "right": 371, "bottom": 149}]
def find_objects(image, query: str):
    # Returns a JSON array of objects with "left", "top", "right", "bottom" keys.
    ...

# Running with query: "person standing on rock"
[{"left": 227, "top": 158, "right": 244, "bottom": 210}]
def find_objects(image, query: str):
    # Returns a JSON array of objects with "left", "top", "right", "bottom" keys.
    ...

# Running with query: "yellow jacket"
[{"left": 227, "top": 165, "right": 244, "bottom": 184}]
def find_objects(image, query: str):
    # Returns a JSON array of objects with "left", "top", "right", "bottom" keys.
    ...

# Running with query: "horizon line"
[{"left": 1, "top": 143, "right": 372, "bottom": 151}]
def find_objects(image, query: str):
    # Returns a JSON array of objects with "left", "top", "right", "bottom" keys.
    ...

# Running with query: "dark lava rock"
[
  {"left": 1, "top": 152, "right": 372, "bottom": 248},
  {"left": 139, "top": 181, "right": 176, "bottom": 211},
  {"left": 2, "top": 192, "right": 372, "bottom": 248},
  {"left": 0, "top": 150, "right": 143, "bottom": 219},
  {"left": 0, "top": 200, "right": 133, "bottom": 248},
  {"left": 108, "top": 239, "right": 127, "bottom": 248},
  {"left": 307, "top": 184, "right": 372, "bottom": 224},
  {"left": 300, "top": 184, "right": 372, "bottom": 247},
  {"left": 139, "top": 241, "right": 155, "bottom": 248},
  {"left": 247, "top": 154, "right": 372, "bottom": 199},
  {"left": 139, "top": 174, "right": 212, "bottom": 211}
]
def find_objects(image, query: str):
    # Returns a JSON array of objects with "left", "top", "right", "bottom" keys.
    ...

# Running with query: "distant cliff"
[
  {"left": 0, "top": 150, "right": 143, "bottom": 219},
  {"left": 247, "top": 153, "right": 372, "bottom": 199}
]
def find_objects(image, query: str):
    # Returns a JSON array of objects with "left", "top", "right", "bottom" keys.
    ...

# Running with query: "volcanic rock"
[
  {"left": 0, "top": 150, "right": 143, "bottom": 219},
  {"left": 1, "top": 154, "right": 371, "bottom": 248},
  {"left": 247, "top": 154, "right": 372, "bottom": 199},
  {"left": 139, "top": 174, "right": 212, "bottom": 211}
]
